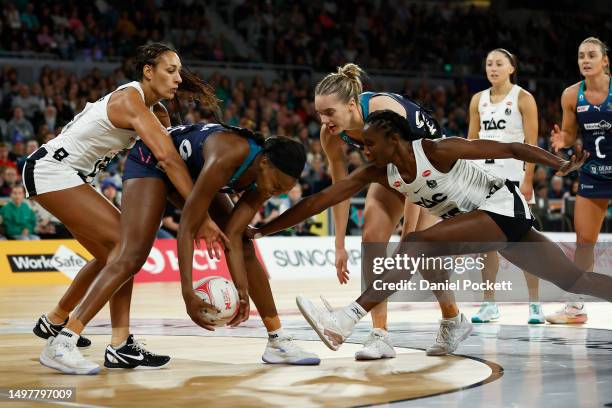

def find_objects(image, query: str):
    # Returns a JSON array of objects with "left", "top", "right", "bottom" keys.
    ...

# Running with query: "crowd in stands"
[
  {"left": 0, "top": 0, "right": 605, "bottom": 238},
  {"left": 2, "top": 0, "right": 608, "bottom": 81},
  {"left": 0, "top": 61, "right": 587, "bottom": 239}
]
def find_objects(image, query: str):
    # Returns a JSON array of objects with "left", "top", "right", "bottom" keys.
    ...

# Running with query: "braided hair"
[
  {"left": 365, "top": 110, "right": 419, "bottom": 141},
  {"left": 220, "top": 123, "right": 306, "bottom": 179}
]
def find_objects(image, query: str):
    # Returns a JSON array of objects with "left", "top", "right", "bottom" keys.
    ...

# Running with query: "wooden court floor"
[{"left": 1, "top": 279, "right": 610, "bottom": 407}]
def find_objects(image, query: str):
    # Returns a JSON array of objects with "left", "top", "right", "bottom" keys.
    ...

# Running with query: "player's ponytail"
[
  {"left": 220, "top": 123, "right": 265, "bottom": 146},
  {"left": 176, "top": 68, "right": 220, "bottom": 114},
  {"left": 365, "top": 110, "right": 418, "bottom": 142},
  {"left": 132, "top": 42, "right": 220, "bottom": 113},
  {"left": 315, "top": 63, "right": 365, "bottom": 105}
]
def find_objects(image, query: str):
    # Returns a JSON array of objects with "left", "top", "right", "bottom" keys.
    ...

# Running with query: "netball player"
[
  {"left": 250, "top": 110, "right": 612, "bottom": 351},
  {"left": 468, "top": 49, "right": 543, "bottom": 324},
  {"left": 29, "top": 43, "right": 225, "bottom": 374},
  {"left": 171, "top": 124, "right": 319, "bottom": 366},
  {"left": 548, "top": 37, "right": 612, "bottom": 324},
  {"left": 315, "top": 64, "right": 471, "bottom": 360}
]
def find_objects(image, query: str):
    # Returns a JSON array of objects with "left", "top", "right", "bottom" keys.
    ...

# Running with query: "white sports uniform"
[
  {"left": 23, "top": 81, "right": 147, "bottom": 197},
  {"left": 387, "top": 139, "right": 531, "bottom": 224},
  {"left": 477, "top": 84, "right": 534, "bottom": 204}
]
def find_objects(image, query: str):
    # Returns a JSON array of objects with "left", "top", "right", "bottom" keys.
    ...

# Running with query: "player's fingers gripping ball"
[{"left": 194, "top": 277, "right": 240, "bottom": 327}]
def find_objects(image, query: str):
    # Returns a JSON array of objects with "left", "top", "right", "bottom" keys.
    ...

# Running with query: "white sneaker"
[
  {"left": 471, "top": 302, "right": 500, "bottom": 323},
  {"left": 39, "top": 335, "right": 100, "bottom": 375},
  {"left": 296, "top": 295, "right": 356, "bottom": 351},
  {"left": 355, "top": 329, "right": 396, "bottom": 360},
  {"left": 262, "top": 334, "right": 321, "bottom": 365},
  {"left": 527, "top": 303, "right": 545, "bottom": 324},
  {"left": 545, "top": 303, "right": 588, "bottom": 324},
  {"left": 426, "top": 313, "right": 473, "bottom": 356}
]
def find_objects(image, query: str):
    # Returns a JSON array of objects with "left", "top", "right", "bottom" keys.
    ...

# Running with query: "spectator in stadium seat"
[
  {"left": 20, "top": 3, "right": 40, "bottom": 32},
  {"left": 0, "top": 166, "right": 19, "bottom": 197},
  {"left": 7, "top": 107, "right": 35, "bottom": 142},
  {"left": 0, "top": 185, "right": 39, "bottom": 240},
  {"left": 548, "top": 176, "right": 567, "bottom": 199},
  {"left": 0, "top": 143, "right": 17, "bottom": 169},
  {"left": 43, "top": 105, "right": 58, "bottom": 133},
  {"left": 12, "top": 84, "right": 43, "bottom": 120},
  {"left": 10, "top": 134, "right": 26, "bottom": 162},
  {"left": 564, "top": 180, "right": 580, "bottom": 198},
  {"left": 17, "top": 140, "right": 39, "bottom": 173}
]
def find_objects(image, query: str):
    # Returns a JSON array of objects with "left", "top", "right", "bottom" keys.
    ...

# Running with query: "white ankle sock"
[
  {"left": 443, "top": 313, "right": 462, "bottom": 323},
  {"left": 344, "top": 302, "right": 366, "bottom": 322},
  {"left": 268, "top": 328, "right": 284, "bottom": 339},
  {"left": 58, "top": 328, "right": 78, "bottom": 345}
]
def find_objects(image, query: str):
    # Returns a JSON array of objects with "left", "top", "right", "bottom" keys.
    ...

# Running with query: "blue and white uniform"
[
  {"left": 339, "top": 92, "right": 441, "bottom": 150},
  {"left": 576, "top": 79, "right": 612, "bottom": 198},
  {"left": 123, "top": 123, "right": 262, "bottom": 194}
]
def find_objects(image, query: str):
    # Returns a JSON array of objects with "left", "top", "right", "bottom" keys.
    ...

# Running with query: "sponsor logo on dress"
[
  {"left": 393, "top": 180, "right": 402, "bottom": 188},
  {"left": 506, "top": 101, "right": 512, "bottom": 106},
  {"left": 427, "top": 180, "right": 438, "bottom": 189},
  {"left": 483, "top": 119, "right": 506, "bottom": 130},
  {"left": 505, "top": 108, "right": 512, "bottom": 116},
  {"left": 422, "top": 170, "right": 431, "bottom": 177},
  {"left": 584, "top": 120, "right": 612, "bottom": 131},
  {"left": 577, "top": 105, "right": 589, "bottom": 113}
]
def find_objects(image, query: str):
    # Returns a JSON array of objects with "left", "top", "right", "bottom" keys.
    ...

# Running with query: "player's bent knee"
[{"left": 114, "top": 253, "right": 149, "bottom": 278}]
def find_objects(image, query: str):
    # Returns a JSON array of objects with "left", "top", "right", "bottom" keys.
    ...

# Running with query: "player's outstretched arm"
[
  {"left": 434, "top": 137, "right": 588, "bottom": 176},
  {"left": 255, "top": 164, "right": 381, "bottom": 237}
]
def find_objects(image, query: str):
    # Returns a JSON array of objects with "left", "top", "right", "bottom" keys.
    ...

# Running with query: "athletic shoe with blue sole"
[{"left": 262, "top": 334, "right": 321, "bottom": 365}]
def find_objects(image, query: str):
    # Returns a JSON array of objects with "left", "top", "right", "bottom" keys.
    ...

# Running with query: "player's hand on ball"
[
  {"left": 184, "top": 292, "right": 219, "bottom": 331},
  {"left": 196, "top": 218, "right": 230, "bottom": 259},
  {"left": 556, "top": 151, "right": 589, "bottom": 176},
  {"left": 229, "top": 291, "right": 250, "bottom": 327},
  {"left": 335, "top": 248, "right": 350, "bottom": 284}
]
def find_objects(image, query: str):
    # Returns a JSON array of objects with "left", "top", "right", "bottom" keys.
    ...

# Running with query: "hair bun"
[{"left": 337, "top": 63, "right": 364, "bottom": 81}]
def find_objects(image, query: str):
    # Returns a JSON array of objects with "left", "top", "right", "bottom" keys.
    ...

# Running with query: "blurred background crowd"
[{"left": 0, "top": 0, "right": 607, "bottom": 239}]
